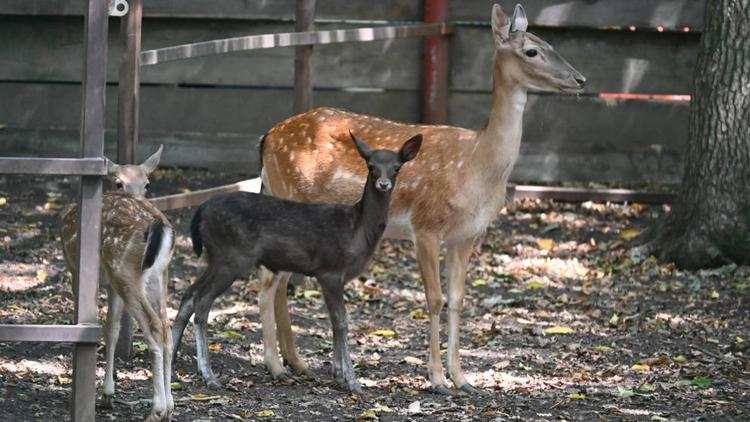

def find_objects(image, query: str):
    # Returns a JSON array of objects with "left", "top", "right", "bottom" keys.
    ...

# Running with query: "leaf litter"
[{"left": 0, "top": 172, "right": 748, "bottom": 421}]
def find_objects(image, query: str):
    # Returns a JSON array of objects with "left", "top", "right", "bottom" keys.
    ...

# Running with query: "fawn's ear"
[
  {"left": 140, "top": 144, "right": 163, "bottom": 174},
  {"left": 398, "top": 134, "right": 423, "bottom": 163},
  {"left": 349, "top": 131, "right": 372, "bottom": 160},
  {"left": 510, "top": 4, "right": 528, "bottom": 33},
  {"left": 491, "top": 4, "right": 512, "bottom": 48},
  {"left": 106, "top": 158, "right": 119, "bottom": 175}
]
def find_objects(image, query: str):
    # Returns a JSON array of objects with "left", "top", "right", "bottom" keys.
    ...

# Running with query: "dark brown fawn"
[
  {"left": 259, "top": 3, "right": 586, "bottom": 394},
  {"left": 171, "top": 133, "right": 422, "bottom": 393},
  {"left": 61, "top": 146, "right": 176, "bottom": 421}
]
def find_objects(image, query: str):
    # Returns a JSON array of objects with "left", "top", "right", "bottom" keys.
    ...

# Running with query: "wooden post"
[
  {"left": 294, "top": 0, "right": 315, "bottom": 114},
  {"left": 72, "top": 0, "right": 108, "bottom": 419},
  {"left": 115, "top": 0, "right": 143, "bottom": 360},
  {"left": 422, "top": 0, "right": 449, "bottom": 124}
]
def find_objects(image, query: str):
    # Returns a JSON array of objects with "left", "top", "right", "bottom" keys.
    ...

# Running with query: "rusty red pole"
[{"left": 422, "top": 0, "right": 449, "bottom": 124}]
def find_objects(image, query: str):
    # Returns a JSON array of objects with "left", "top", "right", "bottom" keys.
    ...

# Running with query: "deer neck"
[
  {"left": 353, "top": 174, "right": 391, "bottom": 251},
  {"left": 472, "top": 53, "right": 527, "bottom": 178}
]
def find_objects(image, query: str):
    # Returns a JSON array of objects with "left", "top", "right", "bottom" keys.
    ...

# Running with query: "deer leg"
[
  {"left": 273, "top": 271, "right": 309, "bottom": 375},
  {"left": 192, "top": 267, "right": 237, "bottom": 388},
  {"left": 415, "top": 233, "right": 451, "bottom": 394},
  {"left": 320, "top": 276, "right": 362, "bottom": 394},
  {"left": 259, "top": 269, "right": 292, "bottom": 381},
  {"left": 125, "top": 290, "right": 168, "bottom": 422},
  {"left": 445, "top": 236, "right": 484, "bottom": 395},
  {"left": 170, "top": 277, "right": 201, "bottom": 366},
  {"left": 102, "top": 284, "right": 124, "bottom": 409},
  {"left": 160, "top": 269, "right": 174, "bottom": 418}
]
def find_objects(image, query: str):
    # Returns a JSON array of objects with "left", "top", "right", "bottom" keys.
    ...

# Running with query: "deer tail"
[
  {"left": 190, "top": 206, "right": 203, "bottom": 257},
  {"left": 142, "top": 220, "right": 173, "bottom": 271}
]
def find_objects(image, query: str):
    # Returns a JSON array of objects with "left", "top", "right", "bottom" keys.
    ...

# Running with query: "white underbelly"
[{"left": 383, "top": 212, "right": 415, "bottom": 241}]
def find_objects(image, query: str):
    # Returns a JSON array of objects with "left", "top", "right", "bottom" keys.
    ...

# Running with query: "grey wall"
[{"left": 0, "top": 0, "right": 703, "bottom": 182}]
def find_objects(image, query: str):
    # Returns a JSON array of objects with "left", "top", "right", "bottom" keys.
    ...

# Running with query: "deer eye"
[
  {"left": 116, "top": 181, "right": 124, "bottom": 189},
  {"left": 525, "top": 49, "right": 538, "bottom": 58},
  {"left": 145, "top": 182, "right": 150, "bottom": 190}
]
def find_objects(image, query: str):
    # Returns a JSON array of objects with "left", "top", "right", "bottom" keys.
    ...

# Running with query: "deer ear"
[
  {"left": 349, "top": 131, "right": 372, "bottom": 160},
  {"left": 491, "top": 4, "right": 511, "bottom": 48},
  {"left": 398, "top": 134, "right": 422, "bottom": 163},
  {"left": 106, "top": 158, "right": 119, "bottom": 175},
  {"left": 140, "top": 144, "right": 163, "bottom": 174},
  {"left": 510, "top": 4, "right": 528, "bottom": 33}
]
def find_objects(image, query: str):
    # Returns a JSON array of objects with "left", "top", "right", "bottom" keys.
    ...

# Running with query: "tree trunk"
[{"left": 643, "top": 0, "right": 750, "bottom": 269}]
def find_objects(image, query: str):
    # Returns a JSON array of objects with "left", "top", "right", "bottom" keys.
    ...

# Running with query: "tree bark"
[{"left": 643, "top": 0, "right": 750, "bottom": 269}]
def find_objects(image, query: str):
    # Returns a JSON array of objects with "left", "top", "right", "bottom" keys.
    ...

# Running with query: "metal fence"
[
  {"left": 0, "top": 1, "right": 108, "bottom": 420},
  {"left": 0, "top": 0, "right": 453, "bottom": 419}
]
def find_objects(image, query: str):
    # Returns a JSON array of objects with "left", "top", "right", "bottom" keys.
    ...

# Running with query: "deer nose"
[
  {"left": 375, "top": 179, "right": 392, "bottom": 191},
  {"left": 574, "top": 75, "right": 586, "bottom": 87}
]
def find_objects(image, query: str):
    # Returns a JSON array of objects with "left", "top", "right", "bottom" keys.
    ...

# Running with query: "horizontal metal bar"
[
  {"left": 141, "top": 23, "right": 454, "bottom": 66},
  {"left": 511, "top": 185, "right": 675, "bottom": 204},
  {"left": 0, "top": 157, "right": 107, "bottom": 176},
  {"left": 151, "top": 178, "right": 261, "bottom": 211},
  {"left": 0, "top": 324, "right": 101, "bottom": 343},
  {"left": 152, "top": 179, "right": 674, "bottom": 211}
]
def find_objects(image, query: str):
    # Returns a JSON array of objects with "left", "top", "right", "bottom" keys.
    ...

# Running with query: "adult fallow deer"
[
  {"left": 61, "top": 146, "right": 176, "bottom": 421},
  {"left": 259, "top": 3, "right": 585, "bottom": 394}
]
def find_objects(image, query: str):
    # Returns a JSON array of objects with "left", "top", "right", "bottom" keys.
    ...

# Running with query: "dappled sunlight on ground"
[{"left": 0, "top": 173, "right": 748, "bottom": 420}]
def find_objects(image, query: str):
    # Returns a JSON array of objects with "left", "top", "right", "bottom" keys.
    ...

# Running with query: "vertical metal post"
[
  {"left": 72, "top": 0, "right": 108, "bottom": 420},
  {"left": 115, "top": 0, "right": 143, "bottom": 360},
  {"left": 293, "top": 0, "right": 315, "bottom": 114},
  {"left": 117, "top": 0, "right": 142, "bottom": 165},
  {"left": 422, "top": 0, "right": 449, "bottom": 124}
]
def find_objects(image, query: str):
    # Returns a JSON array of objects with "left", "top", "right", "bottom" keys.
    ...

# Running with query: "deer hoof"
[
  {"left": 101, "top": 394, "right": 114, "bottom": 409},
  {"left": 338, "top": 378, "right": 363, "bottom": 395},
  {"left": 273, "top": 370, "right": 299, "bottom": 385},
  {"left": 288, "top": 361, "right": 312, "bottom": 376},
  {"left": 458, "top": 382, "right": 487, "bottom": 396},
  {"left": 205, "top": 377, "right": 223, "bottom": 389},
  {"left": 431, "top": 384, "right": 454, "bottom": 396},
  {"left": 143, "top": 409, "right": 168, "bottom": 422}
]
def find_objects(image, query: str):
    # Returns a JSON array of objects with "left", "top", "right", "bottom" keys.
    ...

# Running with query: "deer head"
[
  {"left": 350, "top": 131, "right": 422, "bottom": 192},
  {"left": 105, "top": 145, "right": 163, "bottom": 198},
  {"left": 492, "top": 4, "right": 586, "bottom": 93}
]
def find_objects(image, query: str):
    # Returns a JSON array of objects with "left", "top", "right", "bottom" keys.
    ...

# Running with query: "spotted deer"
[
  {"left": 61, "top": 146, "right": 176, "bottom": 421},
  {"left": 171, "top": 133, "right": 422, "bottom": 393},
  {"left": 259, "top": 3, "right": 586, "bottom": 394}
]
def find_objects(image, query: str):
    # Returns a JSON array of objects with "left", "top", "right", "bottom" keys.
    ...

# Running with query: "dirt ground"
[{"left": 0, "top": 168, "right": 748, "bottom": 421}]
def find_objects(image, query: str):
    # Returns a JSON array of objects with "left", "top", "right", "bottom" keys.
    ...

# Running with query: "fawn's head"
[
  {"left": 492, "top": 3, "right": 585, "bottom": 93},
  {"left": 105, "top": 145, "right": 163, "bottom": 198},
  {"left": 350, "top": 131, "right": 422, "bottom": 193}
]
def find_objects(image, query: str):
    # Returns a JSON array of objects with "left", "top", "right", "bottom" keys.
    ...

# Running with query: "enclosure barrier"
[{"left": 0, "top": 0, "right": 108, "bottom": 420}]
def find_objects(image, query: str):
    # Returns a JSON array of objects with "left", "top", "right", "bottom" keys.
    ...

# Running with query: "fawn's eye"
[
  {"left": 116, "top": 181, "right": 123, "bottom": 189},
  {"left": 145, "top": 182, "right": 150, "bottom": 190},
  {"left": 525, "top": 49, "right": 538, "bottom": 58}
]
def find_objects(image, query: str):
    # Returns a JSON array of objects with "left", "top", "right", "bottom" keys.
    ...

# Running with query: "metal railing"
[
  {"left": 111, "top": 0, "right": 455, "bottom": 203},
  {"left": 0, "top": 1, "right": 108, "bottom": 420}
]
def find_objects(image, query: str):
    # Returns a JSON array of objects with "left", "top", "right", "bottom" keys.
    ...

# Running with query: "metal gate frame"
[{"left": 0, "top": 1, "right": 108, "bottom": 420}]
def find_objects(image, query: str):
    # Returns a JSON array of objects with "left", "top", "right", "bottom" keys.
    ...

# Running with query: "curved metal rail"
[{"left": 140, "top": 23, "right": 454, "bottom": 66}]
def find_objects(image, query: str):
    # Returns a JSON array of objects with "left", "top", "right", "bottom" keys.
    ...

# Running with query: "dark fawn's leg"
[
  {"left": 445, "top": 236, "right": 485, "bottom": 395},
  {"left": 192, "top": 267, "right": 237, "bottom": 388},
  {"left": 272, "top": 271, "right": 310, "bottom": 375},
  {"left": 170, "top": 279, "right": 200, "bottom": 365},
  {"left": 415, "top": 233, "right": 451, "bottom": 394},
  {"left": 321, "top": 277, "right": 362, "bottom": 394}
]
